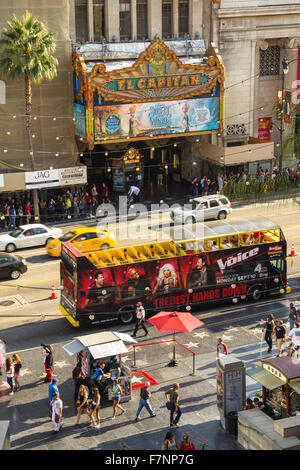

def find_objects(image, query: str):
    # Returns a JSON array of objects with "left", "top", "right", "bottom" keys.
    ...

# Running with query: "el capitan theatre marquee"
[{"left": 72, "top": 39, "right": 225, "bottom": 149}]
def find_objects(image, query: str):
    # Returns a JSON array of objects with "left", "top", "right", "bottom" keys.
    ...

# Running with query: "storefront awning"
[
  {"left": 247, "top": 367, "right": 286, "bottom": 390},
  {"left": 289, "top": 380, "right": 300, "bottom": 394}
]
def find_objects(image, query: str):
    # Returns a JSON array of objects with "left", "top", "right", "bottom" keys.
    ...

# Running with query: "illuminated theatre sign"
[{"left": 72, "top": 39, "right": 225, "bottom": 147}]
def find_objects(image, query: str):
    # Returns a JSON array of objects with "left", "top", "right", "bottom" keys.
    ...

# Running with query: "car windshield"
[
  {"left": 9, "top": 229, "right": 23, "bottom": 238},
  {"left": 59, "top": 231, "right": 75, "bottom": 242}
]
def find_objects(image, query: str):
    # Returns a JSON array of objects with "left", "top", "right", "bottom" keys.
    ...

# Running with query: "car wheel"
[
  {"left": 101, "top": 243, "right": 109, "bottom": 250},
  {"left": 185, "top": 216, "right": 195, "bottom": 224},
  {"left": 10, "top": 270, "right": 21, "bottom": 280},
  {"left": 6, "top": 243, "right": 16, "bottom": 253},
  {"left": 45, "top": 237, "right": 54, "bottom": 246},
  {"left": 217, "top": 211, "right": 227, "bottom": 220},
  {"left": 119, "top": 309, "right": 134, "bottom": 325}
]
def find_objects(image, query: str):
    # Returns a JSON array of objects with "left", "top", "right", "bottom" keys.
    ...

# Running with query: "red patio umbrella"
[{"left": 147, "top": 311, "right": 204, "bottom": 366}]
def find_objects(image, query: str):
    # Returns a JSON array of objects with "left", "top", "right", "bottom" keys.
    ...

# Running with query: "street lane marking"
[
  {"left": 29, "top": 262, "right": 60, "bottom": 268},
  {"left": 0, "top": 276, "right": 59, "bottom": 289}
]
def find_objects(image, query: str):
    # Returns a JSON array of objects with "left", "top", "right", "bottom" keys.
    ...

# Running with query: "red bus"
[{"left": 59, "top": 217, "right": 290, "bottom": 328}]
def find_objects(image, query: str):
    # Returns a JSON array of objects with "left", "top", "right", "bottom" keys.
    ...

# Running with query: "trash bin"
[{"left": 227, "top": 411, "right": 238, "bottom": 436}]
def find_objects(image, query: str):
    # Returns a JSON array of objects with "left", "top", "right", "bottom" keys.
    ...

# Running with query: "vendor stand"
[
  {"left": 63, "top": 331, "right": 136, "bottom": 403},
  {"left": 248, "top": 356, "right": 300, "bottom": 418}
]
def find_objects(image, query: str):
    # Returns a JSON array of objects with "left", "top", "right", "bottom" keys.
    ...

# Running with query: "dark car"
[{"left": 0, "top": 253, "right": 27, "bottom": 280}]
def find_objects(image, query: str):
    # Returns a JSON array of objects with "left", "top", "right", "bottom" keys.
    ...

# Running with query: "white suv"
[{"left": 170, "top": 195, "right": 232, "bottom": 223}]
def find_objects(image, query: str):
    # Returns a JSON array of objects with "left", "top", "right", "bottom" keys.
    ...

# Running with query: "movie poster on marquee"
[
  {"left": 74, "top": 103, "right": 86, "bottom": 139},
  {"left": 94, "top": 97, "right": 220, "bottom": 141}
]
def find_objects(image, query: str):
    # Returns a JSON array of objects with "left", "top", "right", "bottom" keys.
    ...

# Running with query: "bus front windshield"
[{"left": 59, "top": 231, "right": 76, "bottom": 242}]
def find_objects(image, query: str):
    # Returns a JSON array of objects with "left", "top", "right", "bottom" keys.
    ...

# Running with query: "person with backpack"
[
  {"left": 165, "top": 382, "right": 182, "bottom": 428},
  {"left": 135, "top": 381, "right": 156, "bottom": 421}
]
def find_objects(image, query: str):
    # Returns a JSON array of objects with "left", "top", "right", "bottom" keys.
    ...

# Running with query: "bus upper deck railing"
[{"left": 82, "top": 227, "right": 283, "bottom": 269}]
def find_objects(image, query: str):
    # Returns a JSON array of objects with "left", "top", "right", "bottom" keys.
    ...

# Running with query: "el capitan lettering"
[{"left": 113, "top": 73, "right": 208, "bottom": 92}]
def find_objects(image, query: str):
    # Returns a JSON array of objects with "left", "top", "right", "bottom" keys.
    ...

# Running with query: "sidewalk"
[{"left": 0, "top": 327, "right": 277, "bottom": 451}]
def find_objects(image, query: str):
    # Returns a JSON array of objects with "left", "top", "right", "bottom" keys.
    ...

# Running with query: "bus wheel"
[
  {"left": 250, "top": 287, "right": 262, "bottom": 302},
  {"left": 119, "top": 310, "right": 134, "bottom": 325}
]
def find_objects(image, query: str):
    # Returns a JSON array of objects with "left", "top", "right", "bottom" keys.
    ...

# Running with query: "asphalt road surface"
[{"left": 0, "top": 197, "right": 300, "bottom": 351}]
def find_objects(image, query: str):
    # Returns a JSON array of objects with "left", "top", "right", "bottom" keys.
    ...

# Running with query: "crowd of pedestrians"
[
  {"left": 191, "top": 165, "right": 300, "bottom": 199},
  {"left": 0, "top": 183, "right": 111, "bottom": 229},
  {"left": 261, "top": 304, "right": 300, "bottom": 357},
  {"left": 2, "top": 298, "right": 300, "bottom": 446}
]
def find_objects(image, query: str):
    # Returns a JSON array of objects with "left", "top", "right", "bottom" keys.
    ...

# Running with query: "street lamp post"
[{"left": 279, "top": 56, "right": 289, "bottom": 171}]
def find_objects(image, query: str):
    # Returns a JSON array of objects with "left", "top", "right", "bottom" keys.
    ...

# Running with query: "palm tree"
[{"left": 0, "top": 11, "right": 58, "bottom": 220}]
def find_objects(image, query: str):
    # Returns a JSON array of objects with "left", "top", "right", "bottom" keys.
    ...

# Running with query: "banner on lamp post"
[
  {"left": 258, "top": 117, "right": 271, "bottom": 141},
  {"left": 284, "top": 91, "right": 291, "bottom": 123},
  {"left": 276, "top": 89, "right": 282, "bottom": 120}
]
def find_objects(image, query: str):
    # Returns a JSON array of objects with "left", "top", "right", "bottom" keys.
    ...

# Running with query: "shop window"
[
  {"left": 75, "top": 0, "right": 88, "bottom": 43},
  {"left": 259, "top": 46, "right": 280, "bottom": 76},
  {"left": 120, "top": 0, "right": 131, "bottom": 41},
  {"left": 137, "top": 0, "right": 148, "bottom": 40},
  {"left": 162, "top": 0, "right": 173, "bottom": 39},
  {"left": 178, "top": 0, "right": 189, "bottom": 38},
  {"left": 93, "top": 0, "right": 105, "bottom": 41}
]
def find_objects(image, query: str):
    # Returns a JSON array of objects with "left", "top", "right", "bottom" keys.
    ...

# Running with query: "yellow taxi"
[{"left": 46, "top": 227, "right": 116, "bottom": 257}]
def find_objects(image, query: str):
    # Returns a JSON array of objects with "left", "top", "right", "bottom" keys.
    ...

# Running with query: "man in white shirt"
[
  {"left": 288, "top": 322, "right": 300, "bottom": 358},
  {"left": 128, "top": 185, "right": 140, "bottom": 203},
  {"left": 51, "top": 393, "right": 63, "bottom": 432},
  {"left": 132, "top": 301, "right": 149, "bottom": 337}
]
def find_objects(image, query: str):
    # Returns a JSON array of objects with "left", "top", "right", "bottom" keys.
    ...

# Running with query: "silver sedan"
[{"left": 0, "top": 224, "right": 63, "bottom": 252}]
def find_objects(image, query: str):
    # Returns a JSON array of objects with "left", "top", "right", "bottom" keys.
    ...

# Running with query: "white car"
[
  {"left": 0, "top": 224, "right": 63, "bottom": 253},
  {"left": 170, "top": 195, "right": 232, "bottom": 224}
]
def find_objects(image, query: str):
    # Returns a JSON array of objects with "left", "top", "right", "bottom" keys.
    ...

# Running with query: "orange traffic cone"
[
  {"left": 291, "top": 244, "right": 296, "bottom": 256},
  {"left": 51, "top": 284, "right": 56, "bottom": 299}
]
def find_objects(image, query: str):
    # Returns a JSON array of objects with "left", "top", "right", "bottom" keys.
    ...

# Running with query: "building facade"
[
  {"left": 212, "top": 0, "right": 300, "bottom": 170},
  {"left": 0, "top": 0, "right": 78, "bottom": 185}
]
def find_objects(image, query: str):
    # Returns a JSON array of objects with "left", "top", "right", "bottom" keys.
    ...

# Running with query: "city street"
[{"left": 0, "top": 198, "right": 300, "bottom": 450}]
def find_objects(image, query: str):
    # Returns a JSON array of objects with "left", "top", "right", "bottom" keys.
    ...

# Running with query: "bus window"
[{"left": 270, "top": 259, "right": 285, "bottom": 274}]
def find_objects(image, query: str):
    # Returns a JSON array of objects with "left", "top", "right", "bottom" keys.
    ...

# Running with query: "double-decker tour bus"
[{"left": 59, "top": 217, "right": 291, "bottom": 328}]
